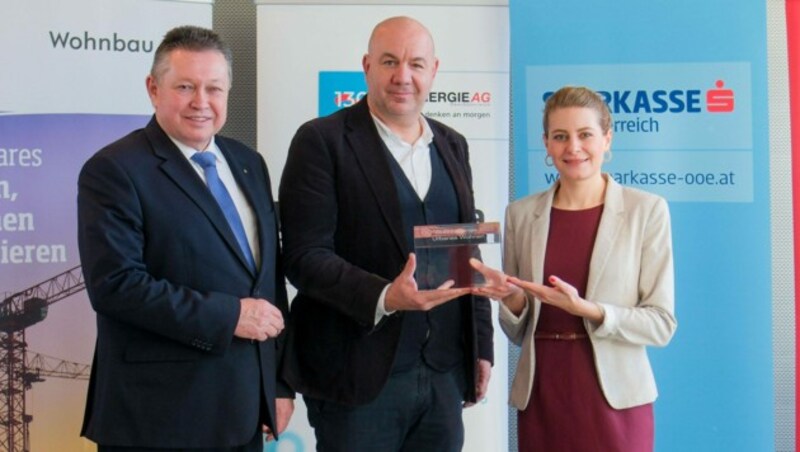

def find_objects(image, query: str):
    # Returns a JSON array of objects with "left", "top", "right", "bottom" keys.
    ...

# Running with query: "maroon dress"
[{"left": 517, "top": 206, "right": 654, "bottom": 452}]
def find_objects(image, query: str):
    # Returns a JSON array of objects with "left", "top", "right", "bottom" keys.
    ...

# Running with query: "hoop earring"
[
  {"left": 604, "top": 151, "right": 613, "bottom": 163},
  {"left": 544, "top": 154, "right": 554, "bottom": 167}
]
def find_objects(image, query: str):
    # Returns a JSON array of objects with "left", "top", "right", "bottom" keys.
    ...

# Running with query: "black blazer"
[
  {"left": 77, "top": 117, "right": 290, "bottom": 448},
  {"left": 279, "top": 98, "right": 493, "bottom": 406}
]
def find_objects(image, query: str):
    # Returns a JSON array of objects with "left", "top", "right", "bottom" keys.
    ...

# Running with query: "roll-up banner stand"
[
  {"left": 255, "top": 2, "right": 510, "bottom": 451},
  {"left": 0, "top": 1, "right": 212, "bottom": 450},
  {"left": 509, "top": 0, "right": 792, "bottom": 450}
]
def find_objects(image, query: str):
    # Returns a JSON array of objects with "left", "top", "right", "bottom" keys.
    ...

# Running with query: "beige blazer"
[{"left": 499, "top": 175, "right": 677, "bottom": 410}]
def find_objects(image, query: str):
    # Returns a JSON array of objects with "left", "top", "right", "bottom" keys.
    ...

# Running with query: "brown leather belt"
[{"left": 534, "top": 332, "right": 588, "bottom": 340}]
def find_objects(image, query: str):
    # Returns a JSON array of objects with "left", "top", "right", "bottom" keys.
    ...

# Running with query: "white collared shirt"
[
  {"left": 171, "top": 136, "right": 260, "bottom": 269},
  {"left": 371, "top": 114, "right": 434, "bottom": 199}
]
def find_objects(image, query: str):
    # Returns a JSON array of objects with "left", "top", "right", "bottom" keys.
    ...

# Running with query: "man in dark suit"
[
  {"left": 279, "top": 16, "right": 493, "bottom": 451},
  {"left": 77, "top": 26, "right": 293, "bottom": 451}
]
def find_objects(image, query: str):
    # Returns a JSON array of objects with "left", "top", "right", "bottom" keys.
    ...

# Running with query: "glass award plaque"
[{"left": 413, "top": 222, "right": 501, "bottom": 288}]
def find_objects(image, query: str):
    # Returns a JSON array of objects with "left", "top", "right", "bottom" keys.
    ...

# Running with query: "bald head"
[{"left": 367, "top": 16, "right": 436, "bottom": 57}]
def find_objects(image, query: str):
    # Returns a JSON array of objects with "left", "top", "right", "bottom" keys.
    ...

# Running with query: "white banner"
[
  {"left": 256, "top": 4, "right": 509, "bottom": 452},
  {"left": 0, "top": 1, "right": 211, "bottom": 451}
]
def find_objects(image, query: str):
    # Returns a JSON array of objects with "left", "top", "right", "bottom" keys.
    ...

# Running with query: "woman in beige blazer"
[{"left": 473, "top": 86, "right": 677, "bottom": 451}]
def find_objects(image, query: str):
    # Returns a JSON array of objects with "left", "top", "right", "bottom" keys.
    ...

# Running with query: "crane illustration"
[{"left": 0, "top": 265, "right": 90, "bottom": 452}]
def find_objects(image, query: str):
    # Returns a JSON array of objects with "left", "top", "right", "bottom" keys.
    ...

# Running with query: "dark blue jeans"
[
  {"left": 97, "top": 427, "right": 263, "bottom": 452},
  {"left": 305, "top": 360, "right": 467, "bottom": 452}
]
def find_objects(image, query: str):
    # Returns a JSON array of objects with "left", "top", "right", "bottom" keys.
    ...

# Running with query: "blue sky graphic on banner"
[
  {"left": 0, "top": 113, "right": 149, "bottom": 451},
  {"left": 0, "top": 115, "right": 146, "bottom": 271},
  {"left": 511, "top": 1, "right": 772, "bottom": 451}
]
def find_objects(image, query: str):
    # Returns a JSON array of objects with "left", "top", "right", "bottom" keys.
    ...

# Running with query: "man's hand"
[
  {"left": 264, "top": 398, "right": 295, "bottom": 442},
  {"left": 234, "top": 298, "right": 284, "bottom": 341},
  {"left": 464, "top": 358, "right": 492, "bottom": 408},
  {"left": 469, "top": 258, "right": 521, "bottom": 301},
  {"left": 469, "top": 258, "right": 526, "bottom": 315},
  {"left": 384, "top": 253, "right": 471, "bottom": 312}
]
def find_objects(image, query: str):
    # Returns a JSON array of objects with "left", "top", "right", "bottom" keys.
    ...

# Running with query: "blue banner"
[{"left": 510, "top": 1, "right": 772, "bottom": 450}]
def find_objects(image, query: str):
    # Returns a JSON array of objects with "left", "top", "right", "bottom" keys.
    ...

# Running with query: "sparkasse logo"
[{"left": 543, "top": 79, "right": 735, "bottom": 114}]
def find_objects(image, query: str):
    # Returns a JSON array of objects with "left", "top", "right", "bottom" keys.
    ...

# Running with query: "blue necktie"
[{"left": 191, "top": 151, "right": 257, "bottom": 273}]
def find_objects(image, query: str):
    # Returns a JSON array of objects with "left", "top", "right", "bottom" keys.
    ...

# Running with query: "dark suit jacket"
[
  {"left": 77, "top": 117, "right": 290, "bottom": 448},
  {"left": 278, "top": 98, "right": 493, "bottom": 406}
]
